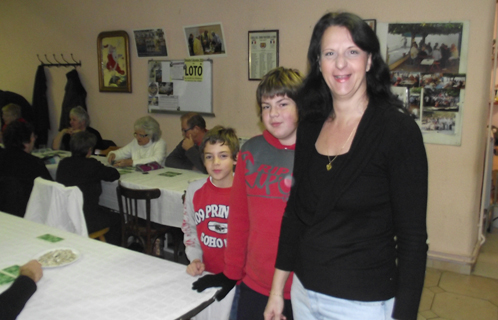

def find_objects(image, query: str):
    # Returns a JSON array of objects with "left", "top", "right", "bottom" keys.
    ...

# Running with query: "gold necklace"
[{"left": 326, "top": 126, "right": 357, "bottom": 171}]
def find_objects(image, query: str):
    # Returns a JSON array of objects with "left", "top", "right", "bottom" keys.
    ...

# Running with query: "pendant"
[{"left": 326, "top": 162, "right": 332, "bottom": 171}]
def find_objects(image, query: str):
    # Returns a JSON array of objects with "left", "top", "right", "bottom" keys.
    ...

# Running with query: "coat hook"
[
  {"left": 52, "top": 54, "right": 62, "bottom": 66},
  {"left": 37, "top": 54, "right": 44, "bottom": 65},
  {"left": 61, "top": 54, "right": 70, "bottom": 64},
  {"left": 44, "top": 54, "right": 54, "bottom": 65},
  {"left": 70, "top": 53, "right": 81, "bottom": 66}
]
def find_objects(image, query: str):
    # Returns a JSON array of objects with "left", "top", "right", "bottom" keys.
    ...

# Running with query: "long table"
[
  {"left": 40, "top": 151, "right": 208, "bottom": 228},
  {"left": 0, "top": 212, "right": 216, "bottom": 319}
]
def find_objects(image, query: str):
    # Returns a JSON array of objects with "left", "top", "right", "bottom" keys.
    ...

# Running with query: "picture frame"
[
  {"left": 364, "top": 19, "right": 377, "bottom": 32},
  {"left": 183, "top": 22, "right": 226, "bottom": 58},
  {"left": 248, "top": 30, "right": 279, "bottom": 80},
  {"left": 133, "top": 28, "right": 168, "bottom": 57},
  {"left": 97, "top": 30, "right": 132, "bottom": 93}
]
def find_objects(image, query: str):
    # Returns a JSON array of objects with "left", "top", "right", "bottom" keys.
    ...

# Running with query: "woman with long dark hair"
[{"left": 264, "top": 12, "right": 428, "bottom": 320}]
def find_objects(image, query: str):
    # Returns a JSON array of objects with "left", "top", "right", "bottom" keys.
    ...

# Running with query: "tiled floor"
[
  {"left": 418, "top": 233, "right": 498, "bottom": 320},
  {"left": 161, "top": 235, "right": 498, "bottom": 320}
]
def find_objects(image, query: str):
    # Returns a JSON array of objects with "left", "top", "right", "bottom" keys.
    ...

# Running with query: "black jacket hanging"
[
  {"left": 32, "top": 65, "right": 50, "bottom": 146},
  {"left": 59, "top": 69, "right": 87, "bottom": 131}
]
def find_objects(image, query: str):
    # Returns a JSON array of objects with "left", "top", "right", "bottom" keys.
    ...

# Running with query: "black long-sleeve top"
[
  {"left": 0, "top": 275, "right": 37, "bottom": 320},
  {"left": 276, "top": 102, "right": 428, "bottom": 320}
]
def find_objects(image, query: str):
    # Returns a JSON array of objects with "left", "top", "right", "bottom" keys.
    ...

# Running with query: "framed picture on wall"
[
  {"left": 364, "top": 19, "right": 377, "bottom": 32},
  {"left": 248, "top": 30, "right": 279, "bottom": 80},
  {"left": 97, "top": 30, "right": 132, "bottom": 93},
  {"left": 183, "top": 22, "right": 226, "bottom": 58},
  {"left": 133, "top": 28, "right": 168, "bottom": 57}
]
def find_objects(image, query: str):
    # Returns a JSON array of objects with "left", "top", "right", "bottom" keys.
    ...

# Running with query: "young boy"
[
  {"left": 192, "top": 67, "right": 302, "bottom": 320},
  {"left": 182, "top": 125, "right": 240, "bottom": 320}
]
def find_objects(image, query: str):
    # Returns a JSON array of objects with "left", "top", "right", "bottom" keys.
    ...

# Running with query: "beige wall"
[{"left": 0, "top": 0, "right": 495, "bottom": 269}]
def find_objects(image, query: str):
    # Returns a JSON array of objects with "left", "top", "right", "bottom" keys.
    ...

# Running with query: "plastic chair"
[
  {"left": 25, "top": 177, "right": 88, "bottom": 237},
  {"left": 116, "top": 182, "right": 180, "bottom": 259},
  {"left": 25, "top": 177, "right": 112, "bottom": 241}
]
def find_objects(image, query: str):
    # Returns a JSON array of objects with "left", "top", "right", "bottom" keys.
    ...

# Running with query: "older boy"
[
  {"left": 192, "top": 67, "right": 303, "bottom": 320},
  {"left": 182, "top": 125, "right": 239, "bottom": 320}
]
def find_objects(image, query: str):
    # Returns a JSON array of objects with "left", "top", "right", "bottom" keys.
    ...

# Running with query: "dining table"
[
  {"left": 0, "top": 212, "right": 216, "bottom": 319},
  {"left": 36, "top": 150, "right": 208, "bottom": 228}
]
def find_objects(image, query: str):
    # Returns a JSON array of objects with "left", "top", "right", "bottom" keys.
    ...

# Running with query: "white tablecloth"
[
  {"left": 0, "top": 212, "right": 216, "bottom": 320},
  {"left": 42, "top": 152, "right": 208, "bottom": 228}
]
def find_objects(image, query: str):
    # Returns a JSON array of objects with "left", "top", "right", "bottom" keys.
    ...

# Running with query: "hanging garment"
[
  {"left": 59, "top": 69, "right": 87, "bottom": 131},
  {"left": 32, "top": 65, "right": 50, "bottom": 146}
]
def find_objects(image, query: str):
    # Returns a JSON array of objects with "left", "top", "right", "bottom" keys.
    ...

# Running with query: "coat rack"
[{"left": 37, "top": 54, "right": 82, "bottom": 68}]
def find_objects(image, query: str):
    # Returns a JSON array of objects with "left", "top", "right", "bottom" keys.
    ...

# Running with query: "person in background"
[
  {"left": 211, "top": 32, "right": 223, "bottom": 53},
  {"left": 193, "top": 35, "right": 204, "bottom": 56},
  {"left": 108, "top": 116, "right": 167, "bottom": 167},
  {"left": 0, "top": 260, "right": 43, "bottom": 320},
  {"left": 188, "top": 34, "right": 195, "bottom": 56},
  {"left": 264, "top": 12, "right": 427, "bottom": 320},
  {"left": 57, "top": 131, "right": 121, "bottom": 245},
  {"left": 0, "top": 103, "right": 26, "bottom": 143},
  {"left": 409, "top": 42, "right": 419, "bottom": 65},
  {"left": 201, "top": 30, "right": 211, "bottom": 53},
  {"left": 192, "top": 67, "right": 303, "bottom": 320},
  {"left": 166, "top": 112, "right": 208, "bottom": 173},
  {"left": 0, "top": 121, "right": 52, "bottom": 217},
  {"left": 182, "top": 125, "right": 240, "bottom": 320},
  {"left": 52, "top": 106, "right": 104, "bottom": 152}
]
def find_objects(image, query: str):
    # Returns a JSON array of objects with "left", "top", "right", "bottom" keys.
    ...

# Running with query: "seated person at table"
[
  {"left": 0, "top": 121, "right": 52, "bottom": 217},
  {"left": 182, "top": 125, "right": 239, "bottom": 320},
  {"left": 166, "top": 112, "right": 208, "bottom": 173},
  {"left": 0, "top": 260, "right": 43, "bottom": 320},
  {"left": 52, "top": 106, "right": 104, "bottom": 152},
  {"left": 56, "top": 131, "right": 121, "bottom": 245},
  {"left": 1, "top": 103, "right": 26, "bottom": 143},
  {"left": 108, "top": 116, "right": 167, "bottom": 168}
]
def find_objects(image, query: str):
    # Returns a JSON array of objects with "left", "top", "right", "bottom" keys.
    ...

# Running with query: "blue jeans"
[{"left": 291, "top": 275, "right": 395, "bottom": 320}]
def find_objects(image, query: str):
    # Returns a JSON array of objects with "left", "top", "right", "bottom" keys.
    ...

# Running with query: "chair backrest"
[
  {"left": 24, "top": 177, "right": 88, "bottom": 237},
  {"left": 116, "top": 182, "right": 161, "bottom": 253}
]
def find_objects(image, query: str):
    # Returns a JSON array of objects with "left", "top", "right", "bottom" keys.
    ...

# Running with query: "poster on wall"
[
  {"left": 386, "top": 21, "right": 469, "bottom": 146},
  {"left": 133, "top": 28, "right": 168, "bottom": 57},
  {"left": 183, "top": 22, "right": 226, "bottom": 58}
]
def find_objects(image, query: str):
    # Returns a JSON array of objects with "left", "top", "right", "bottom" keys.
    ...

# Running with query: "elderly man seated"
[{"left": 165, "top": 112, "right": 207, "bottom": 173}]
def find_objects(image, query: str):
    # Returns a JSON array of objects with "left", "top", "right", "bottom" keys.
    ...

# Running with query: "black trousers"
[{"left": 237, "top": 281, "right": 294, "bottom": 320}]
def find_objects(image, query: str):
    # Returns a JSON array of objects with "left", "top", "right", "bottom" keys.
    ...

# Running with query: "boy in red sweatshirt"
[
  {"left": 193, "top": 67, "right": 303, "bottom": 320},
  {"left": 182, "top": 126, "right": 239, "bottom": 320}
]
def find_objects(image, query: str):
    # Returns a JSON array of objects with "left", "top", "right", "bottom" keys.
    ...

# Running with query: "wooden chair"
[
  {"left": 430, "top": 61, "right": 441, "bottom": 72},
  {"left": 97, "top": 146, "right": 120, "bottom": 157},
  {"left": 89, "top": 227, "right": 110, "bottom": 242},
  {"left": 116, "top": 182, "right": 180, "bottom": 258}
]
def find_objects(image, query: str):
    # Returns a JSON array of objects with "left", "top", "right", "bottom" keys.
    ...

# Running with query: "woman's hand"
[
  {"left": 107, "top": 153, "right": 116, "bottom": 164},
  {"left": 264, "top": 294, "right": 286, "bottom": 320},
  {"left": 20, "top": 260, "right": 43, "bottom": 283},
  {"left": 113, "top": 159, "right": 133, "bottom": 167},
  {"left": 186, "top": 259, "right": 205, "bottom": 276}
]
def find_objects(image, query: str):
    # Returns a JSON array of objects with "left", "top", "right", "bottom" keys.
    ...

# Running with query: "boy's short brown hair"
[
  {"left": 256, "top": 67, "right": 303, "bottom": 117},
  {"left": 200, "top": 125, "right": 239, "bottom": 160}
]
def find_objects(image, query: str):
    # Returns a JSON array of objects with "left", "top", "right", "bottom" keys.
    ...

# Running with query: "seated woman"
[
  {"left": 1, "top": 103, "right": 26, "bottom": 143},
  {"left": 56, "top": 131, "right": 121, "bottom": 245},
  {"left": 52, "top": 106, "right": 104, "bottom": 152},
  {"left": 0, "top": 121, "right": 52, "bottom": 217},
  {"left": 107, "top": 116, "right": 167, "bottom": 167}
]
